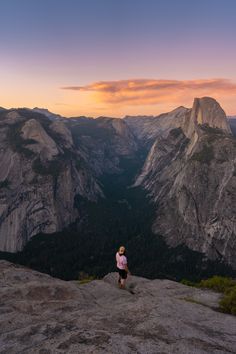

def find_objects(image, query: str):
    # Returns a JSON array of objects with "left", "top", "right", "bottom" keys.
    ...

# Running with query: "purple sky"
[{"left": 0, "top": 0, "right": 235, "bottom": 116}]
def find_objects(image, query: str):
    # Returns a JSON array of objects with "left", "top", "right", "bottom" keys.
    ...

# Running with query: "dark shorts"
[{"left": 117, "top": 268, "right": 127, "bottom": 279}]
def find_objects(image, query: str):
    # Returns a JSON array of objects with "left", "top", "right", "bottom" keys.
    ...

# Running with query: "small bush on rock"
[
  {"left": 78, "top": 271, "right": 96, "bottom": 285},
  {"left": 181, "top": 275, "right": 236, "bottom": 316},
  {"left": 198, "top": 276, "right": 236, "bottom": 293},
  {"left": 219, "top": 287, "right": 236, "bottom": 315},
  {"left": 181, "top": 279, "right": 198, "bottom": 287}
]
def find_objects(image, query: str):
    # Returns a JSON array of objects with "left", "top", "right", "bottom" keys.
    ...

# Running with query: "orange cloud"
[{"left": 61, "top": 78, "right": 236, "bottom": 107}]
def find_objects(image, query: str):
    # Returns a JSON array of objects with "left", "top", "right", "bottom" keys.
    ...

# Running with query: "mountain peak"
[
  {"left": 183, "top": 97, "right": 232, "bottom": 138},
  {"left": 169, "top": 105, "right": 189, "bottom": 114},
  {"left": 33, "top": 107, "right": 63, "bottom": 121},
  {"left": 191, "top": 97, "right": 231, "bottom": 133}
]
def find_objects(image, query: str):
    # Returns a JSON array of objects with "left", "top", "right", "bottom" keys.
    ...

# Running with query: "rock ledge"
[{"left": 0, "top": 261, "right": 236, "bottom": 354}]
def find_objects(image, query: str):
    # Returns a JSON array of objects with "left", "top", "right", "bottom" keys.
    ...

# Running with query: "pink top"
[{"left": 116, "top": 252, "right": 127, "bottom": 270}]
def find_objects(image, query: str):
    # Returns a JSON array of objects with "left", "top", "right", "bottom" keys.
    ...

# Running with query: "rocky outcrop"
[
  {"left": 124, "top": 106, "right": 190, "bottom": 146},
  {"left": 33, "top": 107, "right": 63, "bottom": 121},
  {"left": 0, "top": 110, "right": 101, "bottom": 252},
  {"left": 21, "top": 119, "right": 59, "bottom": 160},
  {"left": 136, "top": 98, "right": 236, "bottom": 269},
  {"left": 0, "top": 99, "right": 235, "bottom": 272},
  {"left": 68, "top": 116, "right": 138, "bottom": 177},
  {"left": 97, "top": 117, "right": 138, "bottom": 156},
  {"left": 125, "top": 98, "right": 232, "bottom": 146},
  {"left": 0, "top": 109, "right": 140, "bottom": 252},
  {"left": 229, "top": 118, "right": 236, "bottom": 137},
  {"left": 183, "top": 97, "right": 232, "bottom": 138},
  {"left": 50, "top": 120, "right": 74, "bottom": 148},
  {"left": 0, "top": 260, "right": 235, "bottom": 354}
]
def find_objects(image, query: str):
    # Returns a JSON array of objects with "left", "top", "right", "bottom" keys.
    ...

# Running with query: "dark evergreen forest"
[{"left": 1, "top": 154, "right": 235, "bottom": 282}]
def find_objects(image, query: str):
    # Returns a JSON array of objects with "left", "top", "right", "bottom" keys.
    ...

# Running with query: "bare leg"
[
  {"left": 120, "top": 278, "right": 126, "bottom": 289},
  {"left": 118, "top": 274, "right": 122, "bottom": 288}
]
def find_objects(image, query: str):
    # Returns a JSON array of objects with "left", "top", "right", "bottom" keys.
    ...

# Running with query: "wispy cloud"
[
  {"left": 54, "top": 102, "right": 70, "bottom": 106},
  {"left": 61, "top": 78, "right": 236, "bottom": 106}
]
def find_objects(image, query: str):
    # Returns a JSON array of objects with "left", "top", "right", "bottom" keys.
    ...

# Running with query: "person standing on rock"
[{"left": 116, "top": 246, "right": 130, "bottom": 289}]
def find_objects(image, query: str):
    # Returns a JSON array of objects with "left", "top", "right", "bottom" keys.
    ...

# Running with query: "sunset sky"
[{"left": 0, "top": 0, "right": 236, "bottom": 117}]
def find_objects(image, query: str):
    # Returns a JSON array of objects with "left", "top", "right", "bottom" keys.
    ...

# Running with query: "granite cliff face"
[
  {"left": 124, "top": 106, "right": 190, "bottom": 146},
  {"left": 0, "top": 109, "right": 138, "bottom": 252},
  {"left": 1, "top": 261, "right": 236, "bottom": 354},
  {"left": 67, "top": 116, "right": 138, "bottom": 177},
  {"left": 0, "top": 99, "right": 235, "bottom": 274},
  {"left": 182, "top": 97, "right": 231, "bottom": 140},
  {"left": 0, "top": 110, "right": 101, "bottom": 252},
  {"left": 135, "top": 98, "right": 236, "bottom": 268},
  {"left": 229, "top": 117, "right": 236, "bottom": 136}
]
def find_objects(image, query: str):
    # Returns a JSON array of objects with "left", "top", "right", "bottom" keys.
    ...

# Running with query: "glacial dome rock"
[
  {"left": 183, "top": 97, "right": 232, "bottom": 139},
  {"left": 49, "top": 120, "right": 74, "bottom": 148},
  {"left": 135, "top": 98, "right": 236, "bottom": 268},
  {"left": 0, "top": 110, "right": 102, "bottom": 252},
  {"left": 0, "top": 99, "right": 235, "bottom": 271},
  {"left": 21, "top": 118, "right": 59, "bottom": 160},
  {"left": 0, "top": 108, "right": 139, "bottom": 252}
]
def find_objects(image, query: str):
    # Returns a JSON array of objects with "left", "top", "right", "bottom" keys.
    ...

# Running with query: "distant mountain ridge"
[
  {"left": 0, "top": 98, "right": 235, "bottom": 277},
  {"left": 124, "top": 106, "right": 190, "bottom": 146},
  {"left": 32, "top": 107, "right": 64, "bottom": 121}
]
